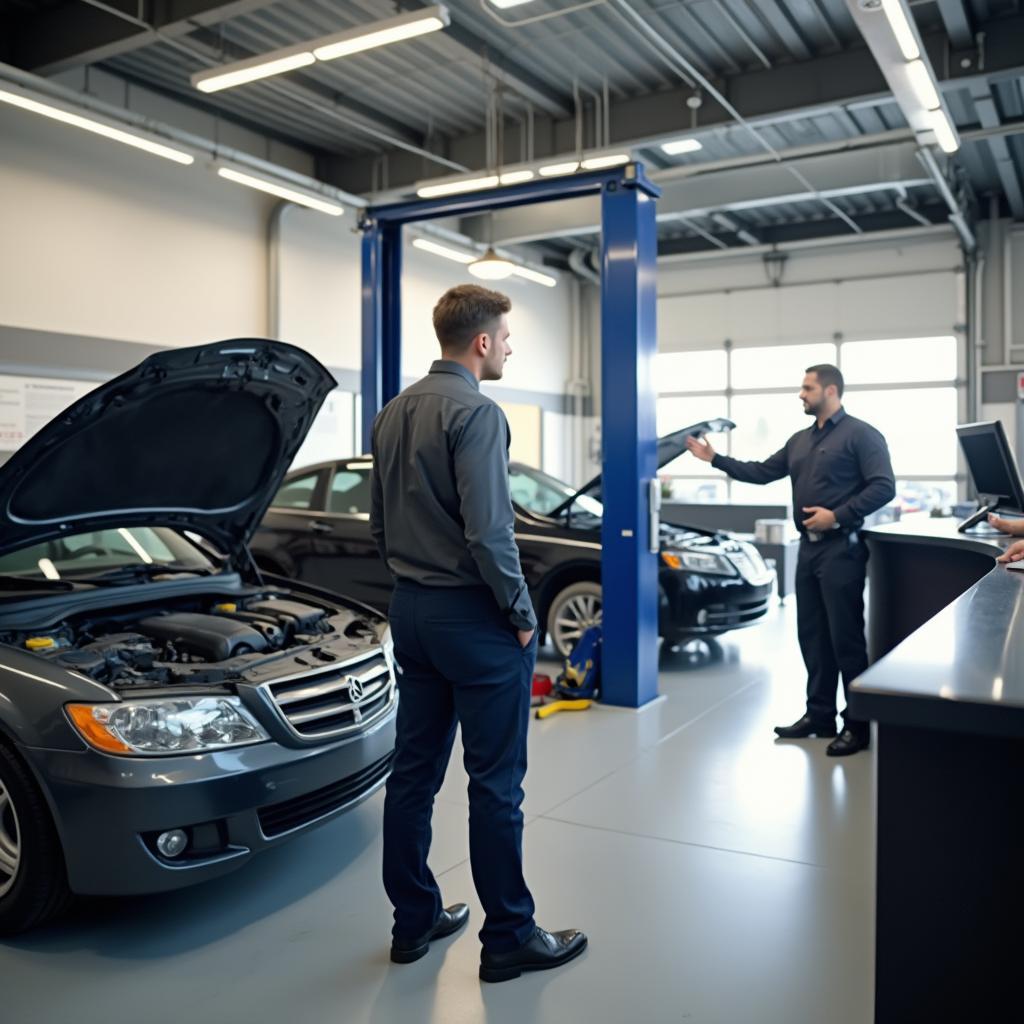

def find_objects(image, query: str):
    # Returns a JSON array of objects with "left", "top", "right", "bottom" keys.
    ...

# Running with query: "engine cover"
[{"left": 138, "top": 613, "right": 268, "bottom": 661}]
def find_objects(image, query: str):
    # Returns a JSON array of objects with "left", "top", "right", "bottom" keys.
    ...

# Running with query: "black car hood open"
[
  {"left": 0, "top": 340, "right": 336, "bottom": 559},
  {"left": 565, "top": 418, "right": 736, "bottom": 507}
]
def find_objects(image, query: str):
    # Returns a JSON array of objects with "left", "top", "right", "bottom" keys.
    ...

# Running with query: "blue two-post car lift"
[{"left": 359, "top": 164, "right": 661, "bottom": 709}]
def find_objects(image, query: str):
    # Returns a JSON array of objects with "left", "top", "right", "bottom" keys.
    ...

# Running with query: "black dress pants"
[
  {"left": 382, "top": 580, "right": 537, "bottom": 954},
  {"left": 795, "top": 534, "right": 869, "bottom": 735}
]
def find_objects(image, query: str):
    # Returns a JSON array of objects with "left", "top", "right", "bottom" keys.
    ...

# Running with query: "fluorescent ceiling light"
[
  {"left": 581, "top": 153, "right": 631, "bottom": 169},
  {"left": 512, "top": 266, "right": 557, "bottom": 287},
  {"left": 194, "top": 51, "right": 315, "bottom": 94},
  {"left": 905, "top": 59, "right": 941, "bottom": 111},
  {"left": 469, "top": 248, "right": 516, "bottom": 280},
  {"left": 216, "top": 166, "right": 345, "bottom": 216},
  {"left": 538, "top": 160, "right": 581, "bottom": 177},
  {"left": 191, "top": 7, "right": 449, "bottom": 93},
  {"left": 926, "top": 109, "right": 959, "bottom": 153},
  {"left": 0, "top": 86, "right": 195, "bottom": 164},
  {"left": 487, "top": 0, "right": 537, "bottom": 8},
  {"left": 661, "top": 137, "right": 703, "bottom": 156},
  {"left": 417, "top": 174, "right": 499, "bottom": 198},
  {"left": 881, "top": 0, "right": 920, "bottom": 61},
  {"left": 412, "top": 237, "right": 475, "bottom": 263},
  {"left": 313, "top": 9, "right": 449, "bottom": 61},
  {"left": 499, "top": 169, "right": 535, "bottom": 185}
]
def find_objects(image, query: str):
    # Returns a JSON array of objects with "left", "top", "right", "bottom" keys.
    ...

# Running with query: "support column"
[{"left": 599, "top": 174, "right": 660, "bottom": 708}]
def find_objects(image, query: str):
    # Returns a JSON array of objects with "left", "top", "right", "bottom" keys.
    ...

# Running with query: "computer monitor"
[{"left": 955, "top": 421, "right": 1024, "bottom": 531}]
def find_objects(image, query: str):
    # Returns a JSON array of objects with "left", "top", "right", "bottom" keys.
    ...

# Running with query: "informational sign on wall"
[{"left": 0, "top": 375, "right": 96, "bottom": 451}]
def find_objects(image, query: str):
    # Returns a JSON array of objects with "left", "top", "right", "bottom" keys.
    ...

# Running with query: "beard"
[{"left": 802, "top": 399, "right": 821, "bottom": 417}]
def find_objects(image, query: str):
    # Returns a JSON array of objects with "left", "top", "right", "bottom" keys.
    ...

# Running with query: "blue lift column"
[
  {"left": 360, "top": 218, "right": 402, "bottom": 446},
  {"left": 599, "top": 169, "right": 661, "bottom": 708}
]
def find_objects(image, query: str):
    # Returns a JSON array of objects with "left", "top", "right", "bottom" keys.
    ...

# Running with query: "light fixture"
[
  {"left": 216, "top": 166, "right": 345, "bottom": 216},
  {"left": 0, "top": 86, "right": 195, "bottom": 164},
  {"left": 191, "top": 7, "right": 450, "bottom": 94},
  {"left": 469, "top": 248, "right": 516, "bottom": 280},
  {"left": 416, "top": 174, "right": 500, "bottom": 198},
  {"left": 512, "top": 266, "right": 557, "bottom": 287},
  {"left": 880, "top": 0, "right": 920, "bottom": 61},
  {"left": 412, "top": 237, "right": 475, "bottom": 263},
  {"left": 905, "top": 59, "right": 941, "bottom": 112},
  {"left": 499, "top": 169, "right": 535, "bottom": 185},
  {"left": 538, "top": 160, "right": 581, "bottom": 177},
  {"left": 927, "top": 109, "right": 960, "bottom": 153},
  {"left": 487, "top": 0, "right": 538, "bottom": 8},
  {"left": 194, "top": 51, "right": 315, "bottom": 94},
  {"left": 661, "top": 137, "right": 703, "bottom": 156},
  {"left": 580, "top": 153, "right": 631, "bottom": 170}
]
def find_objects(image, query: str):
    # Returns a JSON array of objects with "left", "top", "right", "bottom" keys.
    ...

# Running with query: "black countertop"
[{"left": 851, "top": 518, "right": 1024, "bottom": 738}]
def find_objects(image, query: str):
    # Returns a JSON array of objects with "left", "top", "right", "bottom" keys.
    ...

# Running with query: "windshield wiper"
[
  {"left": 70, "top": 563, "right": 216, "bottom": 585},
  {"left": 0, "top": 574, "right": 76, "bottom": 592}
]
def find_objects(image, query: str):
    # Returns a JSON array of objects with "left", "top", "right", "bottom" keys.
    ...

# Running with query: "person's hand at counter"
[
  {"left": 988, "top": 513, "right": 1024, "bottom": 536},
  {"left": 996, "top": 540, "right": 1024, "bottom": 563}
]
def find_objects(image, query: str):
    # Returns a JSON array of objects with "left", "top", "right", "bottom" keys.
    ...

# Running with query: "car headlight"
[
  {"left": 662, "top": 550, "right": 737, "bottom": 576},
  {"left": 66, "top": 697, "right": 269, "bottom": 756}
]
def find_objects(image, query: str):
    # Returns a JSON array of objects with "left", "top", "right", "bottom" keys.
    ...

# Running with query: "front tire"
[
  {"left": 0, "top": 741, "right": 72, "bottom": 935},
  {"left": 546, "top": 580, "right": 603, "bottom": 658}
]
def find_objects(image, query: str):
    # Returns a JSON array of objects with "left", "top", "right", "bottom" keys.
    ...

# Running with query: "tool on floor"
[
  {"left": 535, "top": 625, "right": 602, "bottom": 720},
  {"left": 530, "top": 673, "right": 553, "bottom": 707}
]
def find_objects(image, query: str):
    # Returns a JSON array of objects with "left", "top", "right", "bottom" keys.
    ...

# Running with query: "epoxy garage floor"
[{"left": 2, "top": 602, "right": 875, "bottom": 1024}]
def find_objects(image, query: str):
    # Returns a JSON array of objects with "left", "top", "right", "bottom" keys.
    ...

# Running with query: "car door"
[
  {"left": 251, "top": 468, "right": 330, "bottom": 580},
  {"left": 303, "top": 462, "right": 393, "bottom": 612}
]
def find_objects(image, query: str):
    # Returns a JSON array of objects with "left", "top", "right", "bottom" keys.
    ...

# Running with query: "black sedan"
[{"left": 252, "top": 422, "right": 775, "bottom": 657}]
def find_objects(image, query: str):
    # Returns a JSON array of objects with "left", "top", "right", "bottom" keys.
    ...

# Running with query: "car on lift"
[
  {"left": 0, "top": 341, "right": 398, "bottom": 934},
  {"left": 252, "top": 419, "right": 776, "bottom": 658}
]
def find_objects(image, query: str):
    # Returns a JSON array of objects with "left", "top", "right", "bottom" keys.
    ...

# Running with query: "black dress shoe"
[
  {"left": 480, "top": 926, "right": 587, "bottom": 983},
  {"left": 826, "top": 728, "right": 870, "bottom": 757},
  {"left": 774, "top": 714, "right": 838, "bottom": 739},
  {"left": 390, "top": 904, "right": 470, "bottom": 964}
]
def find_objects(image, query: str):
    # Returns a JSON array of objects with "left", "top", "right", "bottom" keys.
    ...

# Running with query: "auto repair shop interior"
[{"left": 1, "top": 1, "right": 1022, "bottom": 1022}]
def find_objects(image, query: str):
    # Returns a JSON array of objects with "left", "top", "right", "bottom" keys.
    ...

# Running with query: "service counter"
[{"left": 850, "top": 518, "right": 1023, "bottom": 1023}]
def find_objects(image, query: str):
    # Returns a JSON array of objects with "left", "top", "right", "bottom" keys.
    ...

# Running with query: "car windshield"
[
  {"left": 0, "top": 527, "right": 218, "bottom": 581},
  {"left": 509, "top": 465, "right": 604, "bottom": 519}
]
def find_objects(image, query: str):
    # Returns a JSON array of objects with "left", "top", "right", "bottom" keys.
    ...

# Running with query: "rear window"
[
  {"left": 328, "top": 469, "right": 371, "bottom": 515},
  {"left": 273, "top": 472, "right": 320, "bottom": 510}
]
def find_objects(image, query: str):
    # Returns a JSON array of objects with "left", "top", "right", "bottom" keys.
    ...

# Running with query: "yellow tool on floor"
[{"left": 534, "top": 628, "right": 601, "bottom": 719}]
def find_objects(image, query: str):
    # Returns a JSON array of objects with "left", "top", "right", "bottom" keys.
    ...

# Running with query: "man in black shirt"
[
  {"left": 687, "top": 364, "right": 895, "bottom": 756},
  {"left": 370, "top": 284, "right": 586, "bottom": 982}
]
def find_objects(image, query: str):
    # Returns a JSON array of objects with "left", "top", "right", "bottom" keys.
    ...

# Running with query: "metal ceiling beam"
[
  {"left": 967, "top": 81, "right": 1024, "bottom": 219},
  {"left": 12, "top": 0, "right": 277, "bottom": 74},
  {"left": 936, "top": 0, "right": 975, "bottom": 50}
]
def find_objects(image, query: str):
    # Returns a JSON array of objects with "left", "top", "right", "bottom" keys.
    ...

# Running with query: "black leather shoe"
[
  {"left": 826, "top": 729, "right": 870, "bottom": 757},
  {"left": 480, "top": 926, "right": 587, "bottom": 983},
  {"left": 774, "top": 714, "right": 838, "bottom": 739},
  {"left": 390, "top": 904, "right": 470, "bottom": 964}
]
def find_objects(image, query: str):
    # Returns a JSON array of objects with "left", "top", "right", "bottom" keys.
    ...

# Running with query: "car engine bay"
[{"left": 1, "top": 589, "right": 386, "bottom": 691}]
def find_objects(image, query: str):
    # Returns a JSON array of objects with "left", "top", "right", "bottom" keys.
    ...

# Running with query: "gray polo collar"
[{"left": 429, "top": 359, "right": 480, "bottom": 390}]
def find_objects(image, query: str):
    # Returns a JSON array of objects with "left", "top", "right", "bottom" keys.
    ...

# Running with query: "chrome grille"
[{"left": 265, "top": 650, "right": 396, "bottom": 740}]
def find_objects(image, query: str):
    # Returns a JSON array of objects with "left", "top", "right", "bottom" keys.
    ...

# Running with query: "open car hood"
[
  {"left": 568, "top": 418, "right": 736, "bottom": 506},
  {"left": 0, "top": 340, "right": 335, "bottom": 559}
]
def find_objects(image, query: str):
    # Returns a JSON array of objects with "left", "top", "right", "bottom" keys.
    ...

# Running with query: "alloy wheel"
[
  {"left": 0, "top": 779, "right": 21, "bottom": 898},
  {"left": 551, "top": 588, "right": 603, "bottom": 657}
]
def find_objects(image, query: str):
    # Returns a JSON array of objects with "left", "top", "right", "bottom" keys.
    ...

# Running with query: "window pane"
[
  {"left": 661, "top": 478, "right": 728, "bottom": 504},
  {"left": 842, "top": 336, "right": 957, "bottom": 385},
  {"left": 274, "top": 473, "right": 319, "bottom": 509},
  {"left": 328, "top": 469, "right": 371, "bottom": 515},
  {"left": 893, "top": 479, "right": 958, "bottom": 516},
  {"left": 655, "top": 350, "right": 727, "bottom": 393},
  {"left": 844, "top": 388, "right": 958, "bottom": 476},
  {"left": 731, "top": 479, "right": 792, "bottom": 507},
  {"left": 657, "top": 397, "right": 730, "bottom": 476},
  {"left": 729, "top": 393, "right": 807, "bottom": 464},
  {"left": 731, "top": 343, "right": 837, "bottom": 390}
]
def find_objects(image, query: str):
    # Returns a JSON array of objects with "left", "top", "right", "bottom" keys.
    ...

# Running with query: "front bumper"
[
  {"left": 22, "top": 704, "right": 396, "bottom": 896},
  {"left": 658, "top": 568, "right": 775, "bottom": 638}
]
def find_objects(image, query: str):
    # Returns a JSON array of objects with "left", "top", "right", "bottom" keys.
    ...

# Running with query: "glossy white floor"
[{"left": 2, "top": 600, "right": 875, "bottom": 1024}]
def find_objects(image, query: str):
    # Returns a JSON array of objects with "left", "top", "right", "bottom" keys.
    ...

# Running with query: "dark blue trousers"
[{"left": 382, "top": 580, "right": 537, "bottom": 953}]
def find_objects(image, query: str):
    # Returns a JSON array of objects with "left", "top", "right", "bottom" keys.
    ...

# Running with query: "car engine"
[{"left": 3, "top": 591, "right": 385, "bottom": 689}]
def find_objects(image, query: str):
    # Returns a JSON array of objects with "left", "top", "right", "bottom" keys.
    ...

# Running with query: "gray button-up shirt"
[{"left": 369, "top": 360, "right": 537, "bottom": 632}]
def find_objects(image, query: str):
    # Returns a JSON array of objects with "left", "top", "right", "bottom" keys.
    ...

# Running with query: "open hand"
[
  {"left": 686, "top": 436, "right": 716, "bottom": 462},
  {"left": 997, "top": 540, "right": 1024, "bottom": 563},
  {"left": 988, "top": 514, "right": 1024, "bottom": 537},
  {"left": 802, "top": 506, "right": 837, "bottom": 531}
]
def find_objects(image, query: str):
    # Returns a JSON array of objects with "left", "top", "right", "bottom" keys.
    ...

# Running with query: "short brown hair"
[
  {"left": 806, "top": 363, "right": 844, "bottom": 398},
  {"left": 432, "top": 284, "right": 511, "bottom": 353}
]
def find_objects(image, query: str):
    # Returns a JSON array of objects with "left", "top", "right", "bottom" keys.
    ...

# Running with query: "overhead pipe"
[{"left": 916, "top": 146, "right": 977, "bottom": 252}]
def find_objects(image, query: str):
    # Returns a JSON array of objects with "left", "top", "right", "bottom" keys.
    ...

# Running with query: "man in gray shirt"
[{"left": 370, "top": 284, "right": 586, "bottom": 983}]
